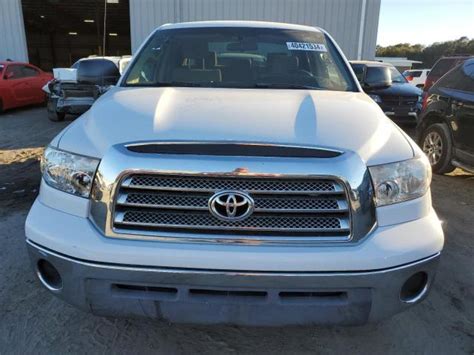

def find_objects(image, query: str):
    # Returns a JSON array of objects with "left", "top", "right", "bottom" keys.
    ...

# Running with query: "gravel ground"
[{"left": 0, "top": 107, "right": 473, "bottom": 354}]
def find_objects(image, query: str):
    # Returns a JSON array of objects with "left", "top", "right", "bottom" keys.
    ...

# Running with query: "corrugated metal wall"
[
  {"left": 362, "top": 0, "right": 381, "bottom": 60},
  {"left": 129, "top": 0, "right": 381, "bottom": 59},
  {"left": 0, "top": 0, "right": 28, "bottom": 62}
]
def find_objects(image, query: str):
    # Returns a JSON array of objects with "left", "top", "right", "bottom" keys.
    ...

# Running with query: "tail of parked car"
[
  {"left": 417, "top": 58, "right": 474, "bottom": 174},
  {"left": 47, "top": 58, "right": 121, "bottom": 121}
]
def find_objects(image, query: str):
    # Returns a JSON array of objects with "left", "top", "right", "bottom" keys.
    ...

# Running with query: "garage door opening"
[{"left": 21, "top": 0, "right": 131, "bottom": 71}]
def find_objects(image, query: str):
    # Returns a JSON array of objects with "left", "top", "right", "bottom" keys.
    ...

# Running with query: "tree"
[{"left": 376, "top": 37, "right": 474, "bottom": 68}]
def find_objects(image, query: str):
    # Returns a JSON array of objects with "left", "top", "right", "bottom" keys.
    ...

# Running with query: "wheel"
[
  {"left": 421, "top": 123, "right": 455, "bottom": 174},
  {"left": 48, "top": 110, "right": 65, "bottom": 122},
  {"left": 42, "top": 93, "right": 48, "bottom": 106},
  {"left": 47, "top": 96, "right": 65, "bottom": 121}
]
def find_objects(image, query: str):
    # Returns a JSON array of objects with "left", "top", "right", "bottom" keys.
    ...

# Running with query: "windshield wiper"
[
  {"left": 155, "top": 81, "right": 204, "bottom": 87},
  {"left": 125, "top": 82, "right": 320, "bottom": 89},
  {"left": 123, "top": 82, "right": 204, "bottom": 88},
  {"left": 254, "top": 83, "right": 320, "bottom": 90}
]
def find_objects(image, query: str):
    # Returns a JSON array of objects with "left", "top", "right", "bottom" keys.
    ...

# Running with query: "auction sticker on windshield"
[{"left": 286, "top": 42, "right": 327, "bottom": 51}]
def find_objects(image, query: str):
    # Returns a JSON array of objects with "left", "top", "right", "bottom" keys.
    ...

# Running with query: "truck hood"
[
  {"left": 57, "top": 86, "right": 414, "bottom": 165},
  {"left": 368, "top": 83, "right": 422, "bottom": 96}
]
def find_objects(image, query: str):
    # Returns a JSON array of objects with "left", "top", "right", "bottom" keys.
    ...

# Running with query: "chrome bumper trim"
[
  {"left": 27, "top": 239, "right": 439, "bottom": 276},
  {"left": 27, "top": 239, "right": 441, "bottom": 325}
]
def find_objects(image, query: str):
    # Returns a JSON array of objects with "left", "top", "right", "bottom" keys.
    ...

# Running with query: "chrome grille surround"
[{"left": 89, "top": 143, "right": 376, "bottom": 246}]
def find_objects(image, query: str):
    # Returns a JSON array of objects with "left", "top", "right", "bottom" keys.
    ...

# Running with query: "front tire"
[
  {"left": 47, "top": 96, "right": 65, "bottom": 121},
  {"left": 421, "top": 123, "right": 455, "bottom": 174},
  {"left": 48, "top": 110, "right": 65, "bottom": 122}
]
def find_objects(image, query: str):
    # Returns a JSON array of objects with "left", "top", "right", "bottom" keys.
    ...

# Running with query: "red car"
[{"left": 0, "top": 61, "right": 53, "bottom": 112}]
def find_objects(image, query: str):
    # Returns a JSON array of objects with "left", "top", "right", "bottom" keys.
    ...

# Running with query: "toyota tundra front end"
[{"left": 25, "top": 21, "right": 443, "bottom": 326}]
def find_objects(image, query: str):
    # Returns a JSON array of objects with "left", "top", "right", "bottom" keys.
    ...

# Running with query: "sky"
[{"left": 377, "top": 0, "right": 474, "bottom": 46}]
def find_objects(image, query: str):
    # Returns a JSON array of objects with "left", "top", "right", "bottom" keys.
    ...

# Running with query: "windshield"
[
  {"left": 124, "top": 27, "right": 357, "bottom": 91},
  {"left": 366, "top": 66, "right": 406, "bottom": 84},
  {"left": 350, "top": 63, "right": 365, "bottom": 82},
  {"left": 430, "top": 58, "right": 467, "bottom": 77},
  {"left": 389, "top": 67, "right": 407, "bottom": 83}
]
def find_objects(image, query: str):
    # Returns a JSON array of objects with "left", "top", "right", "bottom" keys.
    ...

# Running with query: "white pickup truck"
[{"left": 26, "top": 21, "right": 443, "bottom": 326}]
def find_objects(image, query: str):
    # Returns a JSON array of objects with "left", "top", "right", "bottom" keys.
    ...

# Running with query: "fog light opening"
[
  {"left": 36, "top": 259, "right": 63, "bottom": 292},
  {"left": 400, "top": 272, "right": 429, "bottom": 304}
]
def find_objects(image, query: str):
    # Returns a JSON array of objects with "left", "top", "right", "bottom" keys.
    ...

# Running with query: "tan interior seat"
[
  {"left": 266, "top": 53, "right": 300, "bottom": 74},
  {"left": 171, "top": 67, "right": 222, "bottom": 83}
]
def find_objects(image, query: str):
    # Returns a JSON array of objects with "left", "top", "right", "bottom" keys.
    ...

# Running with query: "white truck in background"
[{"left": 403, "top": 69, "right": 430, "bottom": 88}]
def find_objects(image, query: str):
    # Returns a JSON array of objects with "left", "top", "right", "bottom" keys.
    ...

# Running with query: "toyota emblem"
[{"left": 209, "top": 191, "right": 254, "bottom": 221}]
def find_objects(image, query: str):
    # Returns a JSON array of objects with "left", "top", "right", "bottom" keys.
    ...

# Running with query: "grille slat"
[
  {"left": 122, "top": 175, "right": 343, "bottom": 195},
  {"left": 115, "top": 210, "right": 349, "bottom": 234},
  {"left": 113, "top": 174, "right": 352, "bottom": 240},
  {"left": 117, "top": 192, "right": 209, "bottom": 211},
  {"left": 117, "top": 192, "right": 347, "bottom": 214}
]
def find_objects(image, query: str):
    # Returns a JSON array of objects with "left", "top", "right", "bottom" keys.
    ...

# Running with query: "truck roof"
[{"left": 159, "top": 20, "right": 322, "bottom": 33}]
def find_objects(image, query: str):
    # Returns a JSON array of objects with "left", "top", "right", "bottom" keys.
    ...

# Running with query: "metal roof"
[
  {"left": 350, "top": 60, "right": 393, "bottom": 67},
  {"left": 374, "top": 57, "right": 423, "bottom": 66}
]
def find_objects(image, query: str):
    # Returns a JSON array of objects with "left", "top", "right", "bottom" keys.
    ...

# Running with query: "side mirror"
[
  {"left": 462, "top": 59, "right": 474, "bottom": 79},
  {"left": 102, "top": 75, "right": 120, "bottom": 86},
  {"left": 5, "top": 72, "right": 15, "bottom": 80},
  {"left": 363, "top": 66, "right": 392, "bottom": 90}
]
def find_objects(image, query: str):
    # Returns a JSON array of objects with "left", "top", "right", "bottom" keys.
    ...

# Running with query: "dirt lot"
[{"left": 0, "top": 107, "right": 473, "bottom": 354}]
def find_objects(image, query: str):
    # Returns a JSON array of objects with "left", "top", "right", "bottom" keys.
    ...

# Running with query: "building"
[
  {"left": 374, "top": 57, "right": 424, "bottom": 72},
  {"left": 1, "top": 0, "right": 381, "bottom": 70}
]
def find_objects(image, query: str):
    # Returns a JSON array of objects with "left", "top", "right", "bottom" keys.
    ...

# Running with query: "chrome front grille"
[
  {"left": 112, "top": 173, "right": 352, "bottom": 241},
  {"left": 382, "top": 95, "right": 418, "bottom": 107}
]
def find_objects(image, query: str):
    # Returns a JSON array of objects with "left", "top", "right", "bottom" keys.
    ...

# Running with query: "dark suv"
[
  {"left": 424, "top": 55, "right": 473, "bottom": 93},
  {"left": 417, "top": 58, "right": 474, "bottom": 174},
  {"left": 350, "top": 61, "right": 422, "bottom": 123}
]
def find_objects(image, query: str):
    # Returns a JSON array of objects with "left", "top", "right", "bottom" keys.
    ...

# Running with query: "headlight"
[
  {"left": 41, "top": 146, "right": 100, "bottom": 198},
  {"left": 369, "top": 94, "right": 382, "bottom": 103},
  {"left": 369, "top": 156, "right": 431, "bottom": 206}
]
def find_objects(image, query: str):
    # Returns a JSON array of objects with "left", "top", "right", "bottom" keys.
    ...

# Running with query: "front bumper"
[
  {"left": 47, "top": 96, "right": 95, "bottom": 115},
  {"left": 378, "top": 101, "right": 421, "bottom": 121},
  {"left": 57, "top": 97, "right": 95, "bottom": 115},
  {"left": 384, "top": 111, "right": 418, "bottom": 121},
  {"left": 27, "top": 240, "right": 440, "bottom": 326}
]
